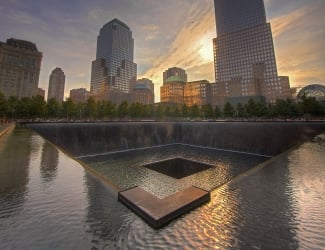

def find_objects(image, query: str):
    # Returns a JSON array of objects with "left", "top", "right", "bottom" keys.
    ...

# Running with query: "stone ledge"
[{"left": 118, "top": 186, "right": 210, "bottom": 228}]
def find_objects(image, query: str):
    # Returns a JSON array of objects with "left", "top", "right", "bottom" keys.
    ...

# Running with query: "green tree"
[
  {"left": 299, "top": 96, "right": 324, "bottom": 118},
  {"left": 214, "top": 105, "right": 222, "bottom": 118},
  {"left": 155, "top": 104, "right": 164, "bottom": 119},
  {"left": 129, "top": 102, "right": 144, "bottom": 119},
  {"left": 0, "top": 92, "right": 8, "bottom": 117},
  {"left": 62, "top": 98, "right": 75, "bottom": 120},
  {"left": 46, "top": 98, "right": 61, "bottom": 118},
  {"left": 245, "top": 98, "right": 258, "bottom": 117},
  {"left": 236, "top": 103, "right": 246, "bottom": 118},
  {"left": 201, "top": 104, "right": 214, "bottom": 119},
  {"left": 223, "top": 102, "right": 235, "bottom": 118},
  {"left": 7, "top": 96, "right": 20, "bottom": 119},
  {"left": 189, "top": 104, "right": 200, "bottom": 118},
  {"left": 85, "top": 97, "right": 97, "bottom": 119},
  {"left": 182, "top": 104, "right": 189, "bottom": 117},
  {"left": 117, "top": 101, "right": 128, "bottom": 119},
  {"left": 30, "top": 95, "right": 46, "bottom": 118}
]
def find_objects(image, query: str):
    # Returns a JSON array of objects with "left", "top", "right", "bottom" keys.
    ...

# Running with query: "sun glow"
[{"left": 198, "top": 35, "right": 214, "bottom": 62}]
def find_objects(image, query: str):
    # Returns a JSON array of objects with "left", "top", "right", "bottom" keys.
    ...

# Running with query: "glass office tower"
[
  {"left": 91, "top": 19, "right": 137, "bottom": 102},
  {"left": 213, "top": 0, "right": 290, "bottom": 104}
]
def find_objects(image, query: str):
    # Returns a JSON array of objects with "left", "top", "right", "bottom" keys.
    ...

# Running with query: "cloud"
[
  {"left": 271, "top": 1, "right": 325, "bottom": 87},
  {"left": 140, "top": 0, "right": 215, "bottom": 101}
]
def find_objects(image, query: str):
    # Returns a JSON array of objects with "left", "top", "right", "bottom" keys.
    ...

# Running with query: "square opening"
[{"left": 142, "top": 157, "right": 214, "bottom": 179}]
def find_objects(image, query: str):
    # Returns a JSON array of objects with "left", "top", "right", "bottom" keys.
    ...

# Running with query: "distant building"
[
  {"left": 90, "top": 19, "right": 137, "bottom": 104},
  {"left": 47, "top": 68, "right": 65, "bottom": 103},
  {"left": 212, "top": 0, "right": 291, "bottom": 106},
  {"left": 0, "top": 38, "right": 42, "bottom": 98},
  {"left": 130, "top": 78, "right": 154, "bottom": 104},
  {"left": 297, "top": 84, "right": 325, "bottom": 103},
  {"left": 184, "top": 80, "right": 209, "bottom": 106},
  {"left": 70, "top": 88, "right": 90, "bottom": 103},
  {"left": 160, "top": 76, "right": 185, "bottom": 104},
  {"left": 37, "top": 88, "right": 45, "bottom": 98},
  {"left": 163, "top": 67, "right": 187, "bottom": 84}
]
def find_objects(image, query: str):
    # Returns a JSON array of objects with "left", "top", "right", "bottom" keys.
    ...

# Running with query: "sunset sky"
[{"left": 1, "top": 0, "right": 324, "bottom": 101}]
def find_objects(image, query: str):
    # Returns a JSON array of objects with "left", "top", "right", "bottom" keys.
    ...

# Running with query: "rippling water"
[{"left": 0, "top": 127, "right": 324, "bottom": 249}]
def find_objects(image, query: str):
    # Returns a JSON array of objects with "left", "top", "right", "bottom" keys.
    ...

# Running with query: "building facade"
[
  {"left": 213, "top": 0, "right": 291, "bottom": 105},
  {"left": 163, "top": 67, "right": 188, "bottom": 84},
  {"left": 70, "top": 88, "right": 90, "bottom": 103},
  {"left": 47, "top": 67, "right": 65, "bottom": 103},
  {"left": 184, "top": 80, "right": 209, "bottom": 106},
  {"left": 90, "top": 19, "right": 137, "bottom": 103},
  {"left": 0, "top": 38, "right": 42, "bottom": 98},
  {"left": 130, "top": 78, "right": 155, "bottom": 104},
  {"left": 160, "top": 76, "right": 185, "bottom": 104}
]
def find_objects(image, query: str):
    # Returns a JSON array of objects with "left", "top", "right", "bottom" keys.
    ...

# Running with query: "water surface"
[{"left": 0, "top": 127, "right": 324, "bottom": 249}]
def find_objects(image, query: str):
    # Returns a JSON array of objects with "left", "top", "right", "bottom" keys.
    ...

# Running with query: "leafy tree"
[
  {"left": 236, "top": 103, "right": 246, "bottom": 118},
  {"left": 299, "top": 96, "right": 324, "bottom": 118},
  {"left": 7, "top": 96, "right": 20, "bottom": 119},
  {"left": 182, "top": 105, "right": 189, "bottom": 117},
  {"left": 85, "top": 97, "right": 97, "bottom": 119},
  {"left": 223, "top": 102, "right": 235, "bottom": 118},
  {"left": 189, "top": 104, "right": 200, "bottom": 118},
  {"left": 0, "top": 92, "right": 8, "bottom": 117},
  {"left": 245, "top": 99, "right": 258, "bottom": 117},
  {"left": 155, "top": 104, "right": 164, "bottom": 119},
  {"left": 129, "top": 102, "right": 144, "bottom": 118},
  {"left": 30, "top": 95, "right": 46, "bottom": 118},
  {"left": 62, "top": 98, "right": 75, "bottom": 120},
  {"left": 117, "top": 101, "right": 128, "bottom": 119},
  {"left": 201, "top": 104, "right": 214, "bottom": 119},
  {"left": 214, "top": 105, "right": 222, "bottom": 118},
  {"left": 46, "top": 98, "right": 61, "bottom": 118}
]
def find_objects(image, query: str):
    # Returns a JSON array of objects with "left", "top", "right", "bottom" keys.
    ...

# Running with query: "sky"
[{"left": 1, "top": 0, "right": 324, "bottom": 102}]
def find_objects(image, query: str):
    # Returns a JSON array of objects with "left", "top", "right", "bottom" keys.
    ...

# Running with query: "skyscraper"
[
  {"left": 47, "top": 67, "right": 65, "bottom": 103},
  {"left": 91, "top": 19, "right": 137, "bottom": 103},
  {"left": 0, "top": 38, "right": 42, "bottom": 98},
  {"left": 163, "top": 67, "right": 188, "bottom": 84},
  {"left": 212, "top": 0, "right": 291, "bottom": 105}
]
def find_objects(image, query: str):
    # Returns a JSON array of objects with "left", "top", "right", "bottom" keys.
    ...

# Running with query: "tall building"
[
  {"left": 0, "top": 38, "right": 42, "bottom": 98},
  {"left": 91, "top": 18, "right": 137, "bottom": 103},
  {"left": 213, "top": 0, "right": 291, "bottom": 105},
  {"left": 163, "top": 67, "right": 188, "bottom": 84},
  {"left": 130, "top": 78, "right": 155, "bottom": 104},
  {"left": 160, "top": 76, "right": 185, "bottom": 104},
  {"left": 184, "top": 80, "right": 209, "bottom": 106},
  {"left": 47, "top": 68, "right": 65, "bottom": 103},
  {"left": 70, "top": 88, "right": 90, "bottom": 103}
]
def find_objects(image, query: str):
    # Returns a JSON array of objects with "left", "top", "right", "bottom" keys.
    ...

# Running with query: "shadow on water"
[
  {"left": 0, "top": 128, "right": 32, "bottom": 219},
  {"left": 40, "top": 141, "right": 59, "bottom": 184}
]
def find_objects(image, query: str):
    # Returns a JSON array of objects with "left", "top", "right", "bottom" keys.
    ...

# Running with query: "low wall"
[{"left": 27, "top": 122, "right": 325, "bottom": 157}]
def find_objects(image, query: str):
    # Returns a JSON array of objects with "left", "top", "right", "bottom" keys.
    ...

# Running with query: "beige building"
[
  {"left": 0, "top": 38, "right": 42, "bottom": 98},
  {"left": 184, "top": 80, "right": 209, "bottom": 106},
  {"left": 47, "top": 68, "right": 65, "bottom": 103},
  {"left": 70, "top": 88, "right": 90, "bottom": 103},
  {"left": 130, "top": 78, "right": 154, "bottom": 104},
  {"left": 160, "top": 76, "right": 185, "bottom": 104}
]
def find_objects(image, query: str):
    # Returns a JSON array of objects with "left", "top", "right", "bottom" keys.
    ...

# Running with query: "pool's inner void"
[{"left": 143, "top": 157, "right": 215, "bottom": 179}]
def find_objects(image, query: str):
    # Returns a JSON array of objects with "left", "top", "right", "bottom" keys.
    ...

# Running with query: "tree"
[
  {"left": 201, "top": 104, "right": 214, "bottom": 119},
  {"left": 30, "top": 95, "right": 46, "bottom": 118},
  {"left": 299, "top": 96, "right": 324, "bottom": 118},
  {"left": 245, "top": 98, "right": 258, "bottom": 117},
  {"left": 7, "top": 96, "right": 20, "bottom": 119},
  {"left": 223, "top": 102, "right": 235, "bottom": 118},
  {"left": 182, "top": 104, "right": 189, "bottom": 117},
  {"left": 62, "top": 98, "right": 75, "bottom": 120},
  {"left": 117, "top": 101, "right": 128, "bottom": 119},
  {"left": 46, "top": 98, "right": 61, "bottom": 118},
  {"left": 0, "top": 92, "right": 8, "bottom": 118},
  {"left": 189, "top": 104, "right": 200, "bottom": 118},
  {"left": 236, "top": 103, "right": 245, "bottom": 118},
  {"left": 214, "top": 105, "right": 222, "bottom": 119},
  {"left": 85, "top": 97, "right": 97, "bottom": 119}
]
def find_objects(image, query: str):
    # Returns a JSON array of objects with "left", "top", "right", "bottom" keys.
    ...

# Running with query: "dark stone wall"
[{"left": 28, "top": 122, "right": 325, "bottom": 157}]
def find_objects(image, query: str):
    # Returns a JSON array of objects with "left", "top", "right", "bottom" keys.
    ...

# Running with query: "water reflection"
[
  {"left": 84, "top": 172, "right": 132, "bottom": 249},
  {"left": 40, "top": 141, "right": 59, "bottom": 184},
  {"left": 0, "top": 128, "right": 32, "bottom": 218}
]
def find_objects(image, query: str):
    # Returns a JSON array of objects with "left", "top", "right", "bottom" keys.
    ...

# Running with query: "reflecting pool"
[{"left": 0, "top": 127, "right": 324, "bottom": 249}]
